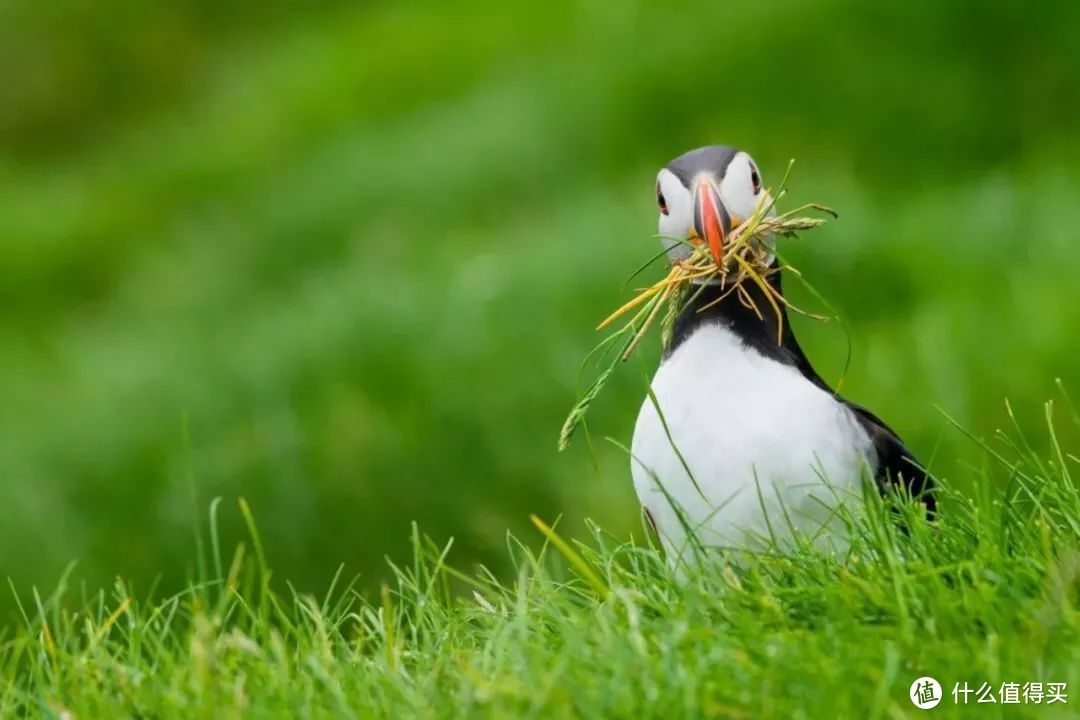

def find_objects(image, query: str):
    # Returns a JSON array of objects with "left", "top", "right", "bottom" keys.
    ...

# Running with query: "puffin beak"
[{"left": 692, "top": 178, "right": 732, "bottom": 267}]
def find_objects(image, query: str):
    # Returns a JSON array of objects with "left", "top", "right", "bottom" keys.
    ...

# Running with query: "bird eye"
[
  {"left": 750, "top": 164, "right": 761, "bottom": 195},
  {"left": 656, "top": 183, "right": 669, "bottom": 215}
]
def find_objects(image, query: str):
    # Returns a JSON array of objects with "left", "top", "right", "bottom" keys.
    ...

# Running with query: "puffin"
[{"left": 631, "top": 145, "right": 934, "bottom": 562}]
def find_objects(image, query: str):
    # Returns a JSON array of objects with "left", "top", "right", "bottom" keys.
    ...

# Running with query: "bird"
[{"left": 631, "top": 145, "right": 934, "bottom": 563}]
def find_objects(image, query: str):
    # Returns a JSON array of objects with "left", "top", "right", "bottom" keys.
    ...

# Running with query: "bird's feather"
[{"left": 635, "top": 265, "right": 934, "bottom": 557}]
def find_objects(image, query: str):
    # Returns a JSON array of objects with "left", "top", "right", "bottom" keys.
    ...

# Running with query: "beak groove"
[{"left": 692, "top": 179, "right": 731, "bottom": 267}]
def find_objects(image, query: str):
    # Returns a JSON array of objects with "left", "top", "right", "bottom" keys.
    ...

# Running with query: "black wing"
[
  {"left": 843, "top": 401, "right": 936, "bottom": 518},
  {"left": 770, "top": 303, "right": 936, "bottom": 518}
]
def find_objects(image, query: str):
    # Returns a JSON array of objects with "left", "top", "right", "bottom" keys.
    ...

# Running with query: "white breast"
[{"left": 630, "top": 322, "right": 875, "bottom": 563}]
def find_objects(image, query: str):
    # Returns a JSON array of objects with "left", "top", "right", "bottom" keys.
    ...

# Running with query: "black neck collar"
[{"left": 664, "top": 266, "right": 823, "bottom": 387}]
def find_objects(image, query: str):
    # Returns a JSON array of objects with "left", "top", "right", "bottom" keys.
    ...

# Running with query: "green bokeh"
[{"left": 2, "top": 0, "right": 1079, "bottom": 609}]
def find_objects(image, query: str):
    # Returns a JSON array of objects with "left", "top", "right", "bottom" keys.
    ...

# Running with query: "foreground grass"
[{"left": 3, "top": 410, "right": 1080, "bottom": 719}]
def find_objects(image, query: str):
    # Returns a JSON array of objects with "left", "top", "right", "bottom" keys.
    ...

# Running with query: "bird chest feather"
[{"left": 630, "top": 322, "right": 876, "bottom": 560}]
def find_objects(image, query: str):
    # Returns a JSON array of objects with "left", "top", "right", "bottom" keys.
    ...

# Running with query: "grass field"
[
  {"left": 3, "top": 0, "right": 1080, "bottom": 714},
  {"left": 3, "top": 410, "right": 1079, "bottom": 718}
]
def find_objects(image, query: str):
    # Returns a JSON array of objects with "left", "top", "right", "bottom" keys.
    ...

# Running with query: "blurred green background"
[{"left": 2, "top": 0, "right": 1079, "bottom": 609}]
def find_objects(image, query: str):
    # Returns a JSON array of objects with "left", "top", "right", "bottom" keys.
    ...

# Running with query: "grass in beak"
[{"left": 559, "top": 160, "right": 837, "bottom": 451}]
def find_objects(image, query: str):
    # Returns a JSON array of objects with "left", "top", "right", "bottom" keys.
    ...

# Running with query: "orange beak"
[{"left": 693, "top": 178, "right": 731, "bottom": 268}]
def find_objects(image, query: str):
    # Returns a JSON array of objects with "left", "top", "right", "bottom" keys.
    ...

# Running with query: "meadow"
[
  {"left": 3, "top": 419, "right": 1079, "bottom": 717},
  {"left": 2, "top": 0, "right": 1080, "bottom": 714}
]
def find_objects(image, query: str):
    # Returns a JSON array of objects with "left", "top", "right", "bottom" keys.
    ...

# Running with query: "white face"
[{"left": 656, "top": 151, "right": 774, "bottom": 261}]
